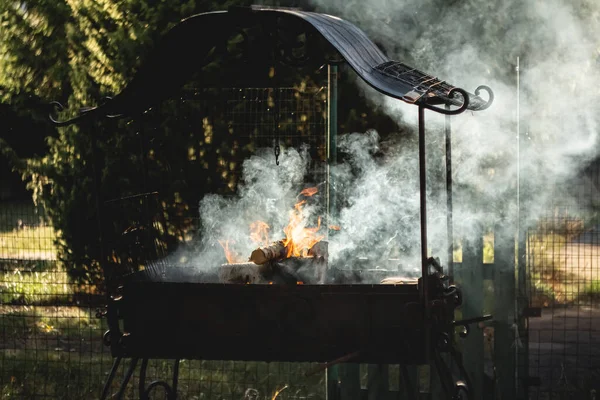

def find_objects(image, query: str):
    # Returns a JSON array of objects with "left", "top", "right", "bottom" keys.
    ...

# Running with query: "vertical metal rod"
[
  {"left": 516, "top": 57, "right": 520, "bottom": 240},
  {"left": 445, "top": 106, "right": 454, "bottom": 281},
  {"left": 115, "top": 357, "right": 139, "bottom": 399},
  {"left": 418, "top": 105, "right": 431, "bottom": 363},
  {"left": 327, "top": 64, "right": 338, "bottom": 230},
  {"left": 172, "top": 359, "right": 180, "bottom": 399},
  {"left": 139, "top": 358, "right": 149, "bottom": 400},
  {"left": 515, "top": 56, "right": 520, "bottom": 396},
  {"left": 419, "top": 105, "right": 429, "bottom": 292},
  {"left": 515, "top": 55, "right": 527, "bottom": 399},
  {"left": 326, "top": 63, "right": 339, "bottom": 400}
]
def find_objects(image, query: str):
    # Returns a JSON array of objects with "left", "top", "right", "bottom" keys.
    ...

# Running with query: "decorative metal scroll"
[{"left": 49, "top": 6, "right": 494, "bottom": 126}]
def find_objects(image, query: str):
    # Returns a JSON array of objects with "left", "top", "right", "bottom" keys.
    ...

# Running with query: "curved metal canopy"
[{"left": 50, "top": 6, "right": 493, "bottom": 126}]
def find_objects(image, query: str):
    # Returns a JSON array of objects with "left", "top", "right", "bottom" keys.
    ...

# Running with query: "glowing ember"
[{"left": 271, "top": 385, "right": 289, "bottom": 400}]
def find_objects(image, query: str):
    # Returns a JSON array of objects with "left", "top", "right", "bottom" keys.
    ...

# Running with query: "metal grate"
[{"left": 374, "top": 61, "right": 458, "bottom": 104}]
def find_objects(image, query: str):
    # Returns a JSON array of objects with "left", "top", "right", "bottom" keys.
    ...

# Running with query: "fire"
[
  {"left": 282, "top": 189, "right": 325, "bottom": 258},
  {"left": 219, "top": 187, "right": 334, "bottom": 263},
  {"left": 249, "top": 220, "right": 270, "bottom": 247},
  {"left": 218, "top": 239, "right": 241, "bottom": 264},
  {"left": 300, "top": 187, "right": 318, "bottom": 197}
]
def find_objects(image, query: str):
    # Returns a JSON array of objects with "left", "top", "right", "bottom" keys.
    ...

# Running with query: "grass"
[
  {"left": 0, "top": 225, "right": 57, "bottom": 260},
  {"left": 0, "top": 265, "right": 74, "bottom": 304},
  {"left": 527, "top": 220, "right": 600, "bottom": 306},
  {"left": 0, "top": 201, "right": 57, "bottom": 260},
  {"left": 583, "top": 280, "right": 600, "bottom": 299}
]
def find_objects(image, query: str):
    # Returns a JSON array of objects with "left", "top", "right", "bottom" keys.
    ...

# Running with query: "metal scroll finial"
[
  {"left": 48, "top": 97, "right": 122, "bottom": 127},
  {"left": 474, "top": 85, "right": 494, "bottom": 110},
  {"left": 421, "top": 87, "right": 470, "bottom": 115},
  {"left": 420, "top": 85, "right": 494, "bottom": 115},
  {"left": 49, "top": 101, "right": 98, "bottom": 127}
]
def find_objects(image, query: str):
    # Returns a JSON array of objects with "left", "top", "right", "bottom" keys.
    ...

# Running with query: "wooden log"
[
  {"left": 380, "top": 276, "right": 418, "bottom": 285},
  {"left": 308, "top": 241, "right": 328, "bottom": 283},
  {"left": 249, "top": 241, "right": 286, "bottom": 265},
  {"left": 308, "top": 241, "right": 328, "bottom": 262},
  {"left": 220, "top": 254, "right": 328, "bottom": 285},
  {"left": 218, "top": 262, "right": 273, "bottom": 284}
]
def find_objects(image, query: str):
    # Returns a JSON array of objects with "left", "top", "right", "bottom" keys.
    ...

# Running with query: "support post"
[
  {"left": 445, "top": 110, "right": 454, "bottom": 281},
  {"left": 456, "top": 228, "right": 484, "bottom": 400},
  {"left": 418, "top": 105, "right": 430, "bottom": 357},
  {"left": 327, "top": 64, "right": 338, "bottom": 227},
  {"left": 326, "top": 63, "right": 360, "bottom": 400},
  {"left": 515, "top": 56, "right": 529, "bottom": 400}
]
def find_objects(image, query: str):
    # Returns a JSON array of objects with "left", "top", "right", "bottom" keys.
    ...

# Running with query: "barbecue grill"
[{"left": 49, "top": 5, "right": 494, "bottom": 400}]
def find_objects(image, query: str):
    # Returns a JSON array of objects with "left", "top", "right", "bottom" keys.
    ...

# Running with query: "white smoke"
[
  {"left": 189, "top": 0, "right": 600, "bottom": 274},
  {"left": 308, "top": 0, "right": 600, "bottom": 254},
  {"left": 192, "top": 145, "right": 325, "bottom": 270}
]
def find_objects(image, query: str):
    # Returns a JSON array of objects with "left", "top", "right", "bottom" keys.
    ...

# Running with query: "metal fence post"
[{"left": 495, "top": 224, "right": 517, "bottom": 399}]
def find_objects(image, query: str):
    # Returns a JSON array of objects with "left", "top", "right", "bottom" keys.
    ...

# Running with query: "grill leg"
[
  {"left": 433, "top": 350, "right": 456, "bottom": 399},
  {"left": 116, "top": 357, "right": 139, "bottom": 399},
  {"left": 399, "top": 364, "right": 417, "bottom": 400},
  {"left": 139, "top": 359, "right": 179, "bottom": 400},
  {"left": 139, "top": 359, "right": 149, "bottom": 400},
  {"left": 100, "top": 356, "right": 122, "bottom": 400},
  {"left": 432, "top": 347, "right": 473, "bottom": 400},
  {"left": 172, "top": 358, "right": 180, "bottom": 398}
]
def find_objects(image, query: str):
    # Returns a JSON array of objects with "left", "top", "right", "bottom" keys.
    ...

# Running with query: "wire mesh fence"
[
  {"left": 0, "top": 189, "right": 329, "bottom": 400},
  {"left": 527, "top": 205, "right": 600, "bottom": 398},
  {"left": 0, "top": 201, "right": 112, "bottom": 398},
  {"left": 0, "top": 86, "right": 331, "bottom": 399}
]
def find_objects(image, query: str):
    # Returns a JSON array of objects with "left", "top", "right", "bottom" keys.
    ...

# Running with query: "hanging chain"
[
  {"left": 273, "top": 88, "right": 281, "bottom": 165},
  {"left": 274, "top": 142, "right": 280, "bottom": 166}
]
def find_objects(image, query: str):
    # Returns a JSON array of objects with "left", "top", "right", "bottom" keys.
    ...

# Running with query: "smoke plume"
[
  {"left": 309, "top": 0, "right": 600, "bottom": 255},
  {"left": 187, "top": 0, "right": 600, "bottom": 274}
]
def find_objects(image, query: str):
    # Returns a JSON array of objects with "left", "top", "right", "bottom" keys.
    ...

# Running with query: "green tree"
[{"left": 0, "top": 1, "right": 254, "bottom": 283}]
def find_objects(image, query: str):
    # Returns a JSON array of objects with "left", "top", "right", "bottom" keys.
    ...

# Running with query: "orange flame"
[
  {"left": 220, "top": 188, "right": 326, "bottom": 264},
  {"left": 329, "top": 225, "right": 341, "bottom": 231},
  {"left": 300, "top": 187, "right": 318, "bottom": 197},
  {"left": 282, "top": 189, "right": 325, "bottom": 258},
  {"left": 249, "top": 220, "right": 270, "bottom": 247},
  {"left": 218, "top": 239, "right": 243, "bottom": 264}
]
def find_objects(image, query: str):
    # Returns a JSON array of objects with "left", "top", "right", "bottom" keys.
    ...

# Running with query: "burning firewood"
[
  {"left": 249, "top": 241, "right": 286, "bottom": 265},
  {"left": 307, "top": 241, "right": 328, "bottom": 262}
]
